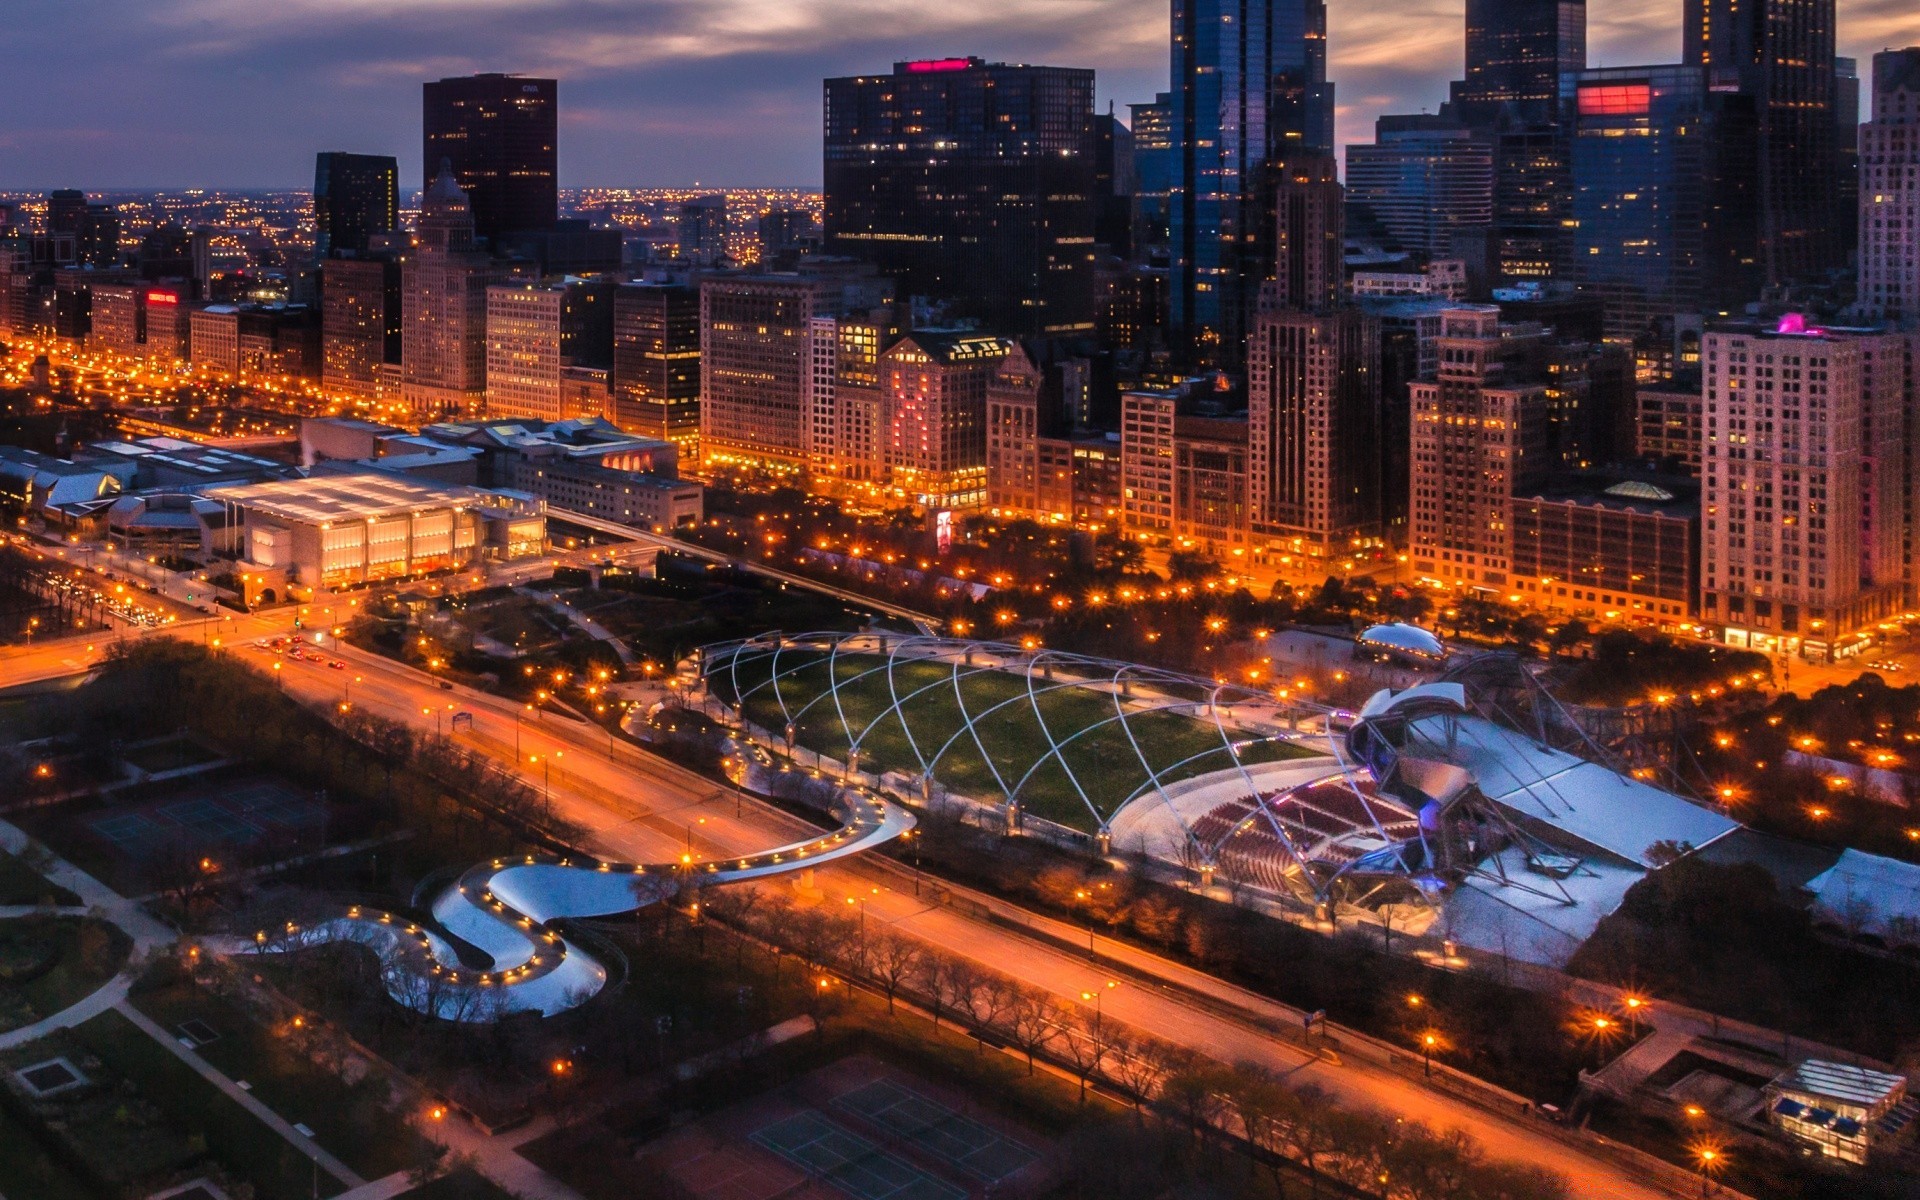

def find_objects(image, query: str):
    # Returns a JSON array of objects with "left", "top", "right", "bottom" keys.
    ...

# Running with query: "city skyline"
[{"left": 3, "top": 0, "right": 1914, "bottom": 189}]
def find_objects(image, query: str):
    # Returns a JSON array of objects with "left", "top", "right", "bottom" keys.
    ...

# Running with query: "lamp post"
[{"left": 1080, "top": 979, "right": 1118, "bottom": 1035}]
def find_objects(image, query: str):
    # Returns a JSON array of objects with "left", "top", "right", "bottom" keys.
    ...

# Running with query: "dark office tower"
[
  {"left": 313, "top": 152, "right": 399, "bottom": 259},
  {"left": 1093, "top": 110, "right": 1135, "bottom": 256},
  {"left": 1451, "top": 0, "right": 1584, "bottom": 117},
  {"left": 422, "top": 73, "right": 558, "bottom": 243},
  {"left": 1445, "top": 0, "right": 1585, "bottom": 283},
  {"left": 1345, "top": 116, "right": 1495, "bottom": 260},
  {"left": 1683, "top": 0, "right": 1838, "bottom": 286},
  {"left": 1247, "top": 289, "right": 1383, "bottom": 558},
  {"left": 678, "top": 195, "right": 729, "bottom": 264},
  {"left": 612, "top": 283, "right": 701, "bottom": 449},
  {"left": 1168, "top": 0, "right": 1333, "bottom": 365},
  {"left": 1835, "top": 57, "right": 1860, "bottom": 265},
  {"left": 46, "top": 191, "right": 87, "bottom": 238},
  {"left": 1859, "top": 48, "right": 1920, "bottom": 325},
  {"left": 1130, "top": 94, "right": 1174, "bottom": 253},
  {"left": 1569, "top": 66, "right": 1760, "bottom": 343},
  {"left": 757, "top": 209, "right": 815, "bottom": 263},
  {"left": 321, "top": 256, "right": 402, "bottom": 399},
  {"left": 824, "top": 57, "right": 1098, "bottom": 339},
  {"left": 1270, "top": 155, "right": 1343, "bottom": 314}
]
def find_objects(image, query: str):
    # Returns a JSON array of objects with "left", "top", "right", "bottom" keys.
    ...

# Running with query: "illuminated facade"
[
  {"left": 485, "top": 283, "right": 564, "bottom": 421},
  {"left": 1859, "top": 49, "right": 1920, "bottom": 327},
  {"left": 401, "top": 168, "right": 498, "bottom": 416},
  {"left": 321, "top": 257, "right": 401, "bottom": 401},
  {"left": 879, "top": 332, "right": 1011, "bottom": 509},
  {"left": 611, "top": 283, "right": 701, "bottom": 449},
  {"left": 1510, "top": 475, "right": 1698, "bottom": 623},
  {"left": 1699, "top": 321, "right": 1908, "bottom": 657},
  {"left": 1408, "top": 307, "right": 1551, "bottom": 588}
]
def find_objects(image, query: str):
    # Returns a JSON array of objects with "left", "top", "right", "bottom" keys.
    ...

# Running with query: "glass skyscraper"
[
  {"left": 1168, "top": 0, "right": 1333, "bottom": 366},
  {"left": 423, "top": 73, "right": 559, "bottom": 244},
  {"left": 313, "top": 152, "right": 398, "bottom": 260}
]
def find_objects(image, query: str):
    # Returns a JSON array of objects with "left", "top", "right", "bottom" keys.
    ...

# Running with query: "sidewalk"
[{"left": 113, "top": 999, "right": 366, "bottom": 1191}]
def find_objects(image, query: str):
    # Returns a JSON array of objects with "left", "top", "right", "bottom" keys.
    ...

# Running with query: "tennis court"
[
  {"left": 751, "top": 1112, "right": 965, "bottom": 1200},
  {"left": 835, "top": 1081, "right": 1038, "bottom": 1184},
  {"left": 87, "top": 779, "right": 326, "bottom": 858}
]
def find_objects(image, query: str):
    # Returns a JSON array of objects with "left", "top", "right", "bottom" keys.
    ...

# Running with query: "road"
[{"left": 221, "top": 633, "right": 1675, "bottom": 1200}]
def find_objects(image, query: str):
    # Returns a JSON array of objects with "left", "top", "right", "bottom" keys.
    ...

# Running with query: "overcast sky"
[{"left": 1, "top": 0, "right": 1914, "bottom": 191}]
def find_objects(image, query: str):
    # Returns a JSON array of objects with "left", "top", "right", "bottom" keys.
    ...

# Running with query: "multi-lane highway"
[{"left": 185, "top": 630, "right": 1671, "bottom": 1199}]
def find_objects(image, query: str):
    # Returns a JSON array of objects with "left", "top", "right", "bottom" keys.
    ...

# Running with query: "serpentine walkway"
[{"left": 235, "top": 790, "right": 913, "bottom": 1019}]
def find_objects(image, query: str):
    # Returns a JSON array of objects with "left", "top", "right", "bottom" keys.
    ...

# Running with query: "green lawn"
[
  {"left": 130, "top": 980, "right": 438, "bottom": 1182},
  {"left": 0, "top": 1104, "right": 97, "bottom": 1200},
  {"left": 122, "top": 735, "right": 221, "bottom": 775},
  {"left": 710, "top": 650, "right": 1316, "bottom": 832},
  {"left": 69, "top": 1009, "right": 349, "bottom": 1200},
  {"left": 0, "top": 916, "right": 130, "bottom": 1033},
  {"left": 0, "top": 850, "right": 82, "bottom": 907}
]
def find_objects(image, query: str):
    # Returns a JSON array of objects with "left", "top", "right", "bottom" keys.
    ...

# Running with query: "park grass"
[
  {"left": 0, "top": 916, "right": 130, "bottom": 1033},
  {"left": 712, "top": 650, "right": 1316, "bottom": 831},
  {"left": 122, "top": 735, "right": 221, "bottom": 775},
  {"left": 0, "top": 850, "right": 82, "bottom": 907},
  {"left": 129, "top": 979, "right": 438, "bottom": 1182},
  {"left": 0, "top": 1104, "right": 96, "bottom": 1200},
  {"left": 68, "top": 1009, "right": 349, "bottom": 1200}
]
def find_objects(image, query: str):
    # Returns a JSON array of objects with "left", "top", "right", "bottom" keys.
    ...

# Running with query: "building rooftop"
[
  {"left": 1772, "top": 1059, "right": 1907, "bottom": 1108},
  {"left": 208, "top": 473, "right": 481, "bottom": 526}
]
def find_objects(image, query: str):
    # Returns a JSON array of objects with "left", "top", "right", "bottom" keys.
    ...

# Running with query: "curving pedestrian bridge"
[{"left": 237, "top": 790, "right": 913, "bottom": 1019}]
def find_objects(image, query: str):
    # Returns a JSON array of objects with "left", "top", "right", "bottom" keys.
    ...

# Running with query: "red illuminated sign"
[
  {"left": 1577, "top": 83, "right": 1651, "bottom": 116},
  {"left": 905, "top": 58, "right": 973, "bottom": 73},
  {"left": 146, "top": 291, "right": 179, "bottom": 305}
]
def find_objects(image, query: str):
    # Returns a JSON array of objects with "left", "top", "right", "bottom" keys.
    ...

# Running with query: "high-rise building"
[
  {"left": 1699, "top": 319, "right": 1909, "bottom": 656},
  {"left": 1270, "top": 155, "right": 1344, "bottom": 314},
  {"left": 321, "top": 257, "right": 401, "bottom": 400},
  {"left": 1093, "top": 110, "right": 1136, "bottom": 256},
  {"left": 423, "top": 73, "right": 558, "bottom": 243},
  {"left": 1836, "top": 56, "right": 1861, "bottom": 266},
  {"left": 679, "top": 195, "right": 730, "bottom": 264},
  {"left": 824, "top": 57, "right": 1098, "bottom": 339},
  {"left": 1344, "top": 117, "right": 1494, "bottom": 262},
  {"left": 1168, "top": 0, "right": 1333, "bottom": 363},
  {"left": 1130, "top": 94, "right": 1175, "bottom": 252},
  {"left": 1408, "top": 307, "right": 1552, "bottom": 587},
  {"left": 880, "top": 332, "right": 1012, "bottom": 509},
  {"left": 1568, "top": 65, "right": 1761, "bottom": 343},
  {"left": 1683, "top": 0, "right": 1839, "bottom": 286},
  {"left": 400, "top": 167, "right": 499, "bottom": 416},
  {"left": 757, "top": 210, "right": 816, "bottom": 263},
  {"left": 611, "top": 283, "right": 702, "bottom": 450},
  {"left": 1247, "top": 295, "right": 1383, "bottom": 559},
  {"left": 804, "top": 313, "right": 893, "bottom": 483},
  {"left": 48, "top": 190, "right": 119, "bottom": 268},
  {"left": 485, "top": 283, "right": 564, "bottom": 421},
  {"left": 1858, "top": 48, "right": 1920, "bottom": 326},
  {"left": 313, "top": 153, "right": 399, "bottom": 260},
  {"left": 1445, "top": 0, "right": 1586, "bottom": 281},
  {"left": 700, "top": 263, "right": 892, "bottom": 469}
]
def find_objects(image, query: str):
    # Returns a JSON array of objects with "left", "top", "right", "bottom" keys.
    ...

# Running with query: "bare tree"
[
  {"left": 1002, "top": 986, "right": 1065, "bottom": 1074},
  {"left": 1108, "top": 1032, "right": 1189, "bottom": 1113},
  {"left": 866, "top": 930, "right": 924, "bottom": 1015},
  {"left": 1056, "top": 1007, "right": 1118, "bottom": 1102}
]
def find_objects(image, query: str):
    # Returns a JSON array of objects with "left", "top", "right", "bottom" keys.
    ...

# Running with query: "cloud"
[{"left": 0, "top": 0, "right": 1908, "bottom": 188}]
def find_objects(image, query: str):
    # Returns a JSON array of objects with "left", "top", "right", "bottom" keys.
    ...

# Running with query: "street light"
[{"left": 1080, "top": 979, "right": 1119, "bottom": 1033}]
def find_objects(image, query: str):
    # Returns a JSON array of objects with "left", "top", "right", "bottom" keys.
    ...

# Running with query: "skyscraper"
[
  {"left": 1858, "top": 48, "right": 1920, "bottom": 326},
  {"left": 678, "top": 195, "right": 730, "bottom": 264},
  {"left": 1247, "top": 294, "right": 1383, "bottom": 558},
  {"left": 400, "top": 166, "right": 499, "bottom": 416},
  {"left": 1683, "top": 0, "right": 1839, "bottom": 286},
  {"left": 1444, "top": 0, "right": 1585, "bottom": 283},
  {"left": 48, "top": 190, "right": 119, "bottom": 268},
  {"left": 1408, "top": 307, "right": 1551, "bottom": 588},
  {"left": 1270, "top": 155, "right": 1344, "bottom": 314},
  {"left": 612, "top": 283, "right": 702, "bottom": 450},
  {"left": 1568, "top": 65, "right": 1760, "bottom": 343},
  {"left": 1344, "top": 117, "right": 1494, "bottom": 261},
  {"left": 313, "top": 153, "right": 399, "bottom": 260},
  {"left": 1699, "top": 320, "right": 1908, "bottom": 655},
  {"left": 486, "top": 283, "right": 565, "bottom": 421},
  {"left": 422, "top": 73, "right": 558, "bottom": 243},
  {"left": 823, "top": 57, "right": 1098, "bottom": 339},
  {"left": 1168, "top": 0, "right": 1333, "bottom": 363},
  {"left": 1130, "top": 94, "right": 1175, "bottom": 251},
  {"left": 321, "top": 256, "right": 401, "bottom": 400}
]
